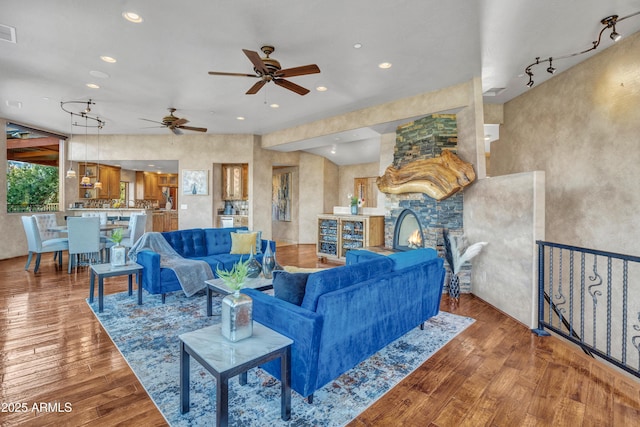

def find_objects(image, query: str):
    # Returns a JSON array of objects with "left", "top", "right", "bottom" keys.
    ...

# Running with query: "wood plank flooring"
[{"left": 1, "top": 245, "right": 639, "bottom": 426}]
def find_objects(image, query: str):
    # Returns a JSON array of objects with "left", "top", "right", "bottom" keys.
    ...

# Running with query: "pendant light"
[
  {"left": 80, "top": 114, "right": 91, "bottom": 186},
  {"left": 94, "top": 124, "right": 103, "bottom": 190},
  {"left": 65, "top": 113, "right": 76, "bottom": 179}
]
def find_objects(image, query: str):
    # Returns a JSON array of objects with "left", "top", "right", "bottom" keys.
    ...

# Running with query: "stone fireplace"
[{"left": 383, "top": 114, "right": 471, "bottom": 293}]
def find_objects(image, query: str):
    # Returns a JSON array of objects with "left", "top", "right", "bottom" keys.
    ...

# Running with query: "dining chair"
[
  {"left": 33, "top": 213, "right": 67, "bottom": 264},
  {"left": 121, "top": 214, "right": 147, "bottom": 250},
  {"left": 67, "top": 216, "right": 105, "bottom": 274},
  {"left": 21, "top": 216, "right": 69, "bottom": 273}
]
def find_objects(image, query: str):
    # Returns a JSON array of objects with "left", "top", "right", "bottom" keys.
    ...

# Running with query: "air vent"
[{"left": 0, "top": 24, "right": 17, "bottom": 43}]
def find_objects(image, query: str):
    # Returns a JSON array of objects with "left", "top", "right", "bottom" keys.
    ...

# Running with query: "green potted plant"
[
  {"left": 216, "top": 258, "right": 253, "bottom": 342},
  {"left": 108, "top": 228, "right": 127, "bottom": 267}
]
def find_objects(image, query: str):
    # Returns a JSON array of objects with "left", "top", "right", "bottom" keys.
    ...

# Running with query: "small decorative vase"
[
  {"left": 221, "top": 290, "right": 253, "bottom": 342},
  {"left": 272, "top": 245, "right": 284, "bottom": 273},
  {"left": 449, "top": 273, "right": 461, "bottom": 302},
  {"left": 165, "top": 201, "right": 172, "bottom": 210},
  {"left": 262, "top": 241, "right": 276, "bottom": 279},
  {"left": 110, "top": 244, "right": 127, "bottom": 267},
  {"left": 246, "top": 247, "right": 262, "bottom": 278},
  {"left": 350, "top": 204, "right": 358, "bottom": 215}
]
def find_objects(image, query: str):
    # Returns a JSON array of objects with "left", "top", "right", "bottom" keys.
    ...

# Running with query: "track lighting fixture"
[
  {"left": 523, "top": 10, "right": 640, "bottom": 87},
  {"left": 546, "top": 58, "right": 556, "bottom": 74}
]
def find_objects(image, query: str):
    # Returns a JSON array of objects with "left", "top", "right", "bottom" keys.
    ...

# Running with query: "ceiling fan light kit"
[
  {"left": 208, "top": 45, "right": 321, "bottom": 96},
  {"left": 523, "top": 10, "right": 640, "bottom": 87}
]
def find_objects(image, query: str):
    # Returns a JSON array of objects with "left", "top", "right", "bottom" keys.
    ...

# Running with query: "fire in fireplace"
[{"left": 393, "top": 209, "right": 425, "bottom": 251}]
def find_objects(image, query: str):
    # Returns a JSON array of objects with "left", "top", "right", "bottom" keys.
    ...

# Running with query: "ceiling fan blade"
[
  {"left": 274, "top": 78, "right": 310, "bottom": 95},
  {"left": 140, "top": 118, "right": 164, "bottom": 125},
  {"left": 178, "top": 125, "right": 207, "bottom": 133},
  {"left": 246, "top": 80, "right": 267, "bottom": 95},
  {"left": 242, "top": 49, "right": 268, "bottom": 75},
  {"left": 172, "top": 118, "right": 189, "bottom": 127},
  {"left": 208, "top": 71, "right": 259, "bottom": 78},
  {"left": 276, "top": 64, "right": 320, "bottom": 78}
]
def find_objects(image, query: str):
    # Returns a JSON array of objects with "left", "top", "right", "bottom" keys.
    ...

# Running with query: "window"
[{"left": 6, "top": 123, "right": 63, "bottom": 213}]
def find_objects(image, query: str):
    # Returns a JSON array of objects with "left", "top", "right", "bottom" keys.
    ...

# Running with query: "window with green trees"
[
  {"left": 7, "top": 161, "right": 59, "bottom": 212},
  {"left": 6, "top": 123, "right": 62, "bottom": 213}
]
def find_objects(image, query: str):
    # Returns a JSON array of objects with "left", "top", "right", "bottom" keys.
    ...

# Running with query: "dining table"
[{"left": 47, "top": 224, "right": 124, "bottom": 233}]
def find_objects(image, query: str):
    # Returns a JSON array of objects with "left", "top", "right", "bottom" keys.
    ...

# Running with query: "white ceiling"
[{"left": 2, "top": 0, "right": 640, "bottom": 166}]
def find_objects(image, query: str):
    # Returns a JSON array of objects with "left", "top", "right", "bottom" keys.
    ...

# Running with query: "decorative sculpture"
[{"left": 376, "top": 149, "right": 476, "bottom": 201}]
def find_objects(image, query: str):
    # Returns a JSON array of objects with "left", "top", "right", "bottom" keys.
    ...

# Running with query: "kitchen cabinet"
[
  {"left": 78, "top": 163, "right": 121, "bottom": 199},
  {"left": 158, "top": 173, "right": 178, "bottom": 187},
  {"left": 152, "top": 210, "right": 178, "bottom": 232},
  {"left": 317, "top": 214, "right": 384, "bottom": 261},
  {"left": 233, "top": 215, "right": 248, "bottom": 227},
  {"left": 222, "top": 164, "right": 248, "bottom": 200},
  {"left": 137, "top": 172, "right": 162, "bottom": 200},
  {"left": 96, "top": 165, "right": 121, "bottom": 199}
]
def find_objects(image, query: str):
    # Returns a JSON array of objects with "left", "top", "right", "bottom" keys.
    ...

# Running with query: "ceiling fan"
[
  {"left": 208, "top": 45, "right": 320, "bottom": 95},
  {"left": 140, "top": 108, "right": 207, "bottom": 135}
]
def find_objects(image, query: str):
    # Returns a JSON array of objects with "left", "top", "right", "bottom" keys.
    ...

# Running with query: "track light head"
[
  {"left": 526, "top": 79, "right": 534, "bottom": 88},
  {"left": 546, "top": 58, "right": 555, "bottom": 74},
  {"left": 610, "top": 29, "right": 622, "bottom": 41}
]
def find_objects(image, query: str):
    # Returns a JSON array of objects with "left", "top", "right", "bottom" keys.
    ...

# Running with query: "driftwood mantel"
[{"left": 376, "top": 149, "right": 476, "bottom": 201}]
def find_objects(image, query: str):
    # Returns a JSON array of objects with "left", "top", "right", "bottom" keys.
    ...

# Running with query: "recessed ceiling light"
[
  {"left": 353, "top": 43, "right": 362, "bottom": 49},
  {"left": 6, "top": 100, "right": 22, "bottom": 109},
  {"left": 122, "top": 11, "right": 143, "bottom": 23},
  {"left": 316, "top": 86, "right": 328, "bottom": 92},
  {"left": 89, "top": 70, "right": 110, "bottom": 79},
  {"left": 100, "top": 55, "right": 117, "bottom": 63},
  {"left": 148, "top": 164, "right": 155, "bottom": 167},
  {"left": 236, "top": 116, "right": 245, "bottom": 121},
  {"left": 86, "top": 83, "right": 100, "bottom": 89},
  {"left": 378, "top": 62, "right": 392, "bottom": 69},
  {"left": 269, "top": 103, "right": 279, "bottom": 108}
]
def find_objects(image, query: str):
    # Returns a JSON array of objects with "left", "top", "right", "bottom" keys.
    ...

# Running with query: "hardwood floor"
[{"left": 1, "top": 245, "right": 639, "bottom": 426}]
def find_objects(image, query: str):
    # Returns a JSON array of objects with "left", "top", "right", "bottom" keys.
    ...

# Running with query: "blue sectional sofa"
[
  {"left": 136, "top": 227, "right": 274, "bottom": 300},
  {"left": 244, "top": 247, "right": 445, "bottom": 401}
]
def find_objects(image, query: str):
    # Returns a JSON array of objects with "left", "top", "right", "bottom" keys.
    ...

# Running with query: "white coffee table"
[
  {"left": 179, "top": 322, "right": 292, "bottom": 426},
  {"left": 205, "top": 276, "right": 273, "bottom": 316}
]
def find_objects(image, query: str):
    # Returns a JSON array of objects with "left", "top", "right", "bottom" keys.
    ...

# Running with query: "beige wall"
[
  {"left": 464, "top": 171, "right": 545, "bottom": 327},
  {"left": 491, "top": 31, "right": 640, "bottom": 256}
]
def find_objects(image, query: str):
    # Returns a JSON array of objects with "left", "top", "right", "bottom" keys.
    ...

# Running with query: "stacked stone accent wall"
[{"left": 383, "top": 114, "right": 471, "bottom": 294}]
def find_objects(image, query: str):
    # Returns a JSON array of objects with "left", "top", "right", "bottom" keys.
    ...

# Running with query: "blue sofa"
[
  {"left": 244, "top": 248, "right": 445, "bottom": 401},
  {"left": 136, "top": 227, "right": 274, "bottom": 300}
]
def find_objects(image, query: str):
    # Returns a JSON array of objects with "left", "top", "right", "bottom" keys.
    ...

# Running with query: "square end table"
[
  {"left": 89, "top": 262, "right": 143, "bottom": 313},
  {"left": 179, "top": 322, "right": 292, "bottom": 426}
]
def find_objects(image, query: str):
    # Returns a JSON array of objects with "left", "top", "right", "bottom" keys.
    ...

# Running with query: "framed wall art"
[{"left": 182, "top": 170, "right": 209, "bottom": 195}]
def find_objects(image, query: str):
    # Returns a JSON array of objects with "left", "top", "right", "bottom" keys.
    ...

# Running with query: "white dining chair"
[
  {"left": 22, "top": 216, "right": 68, "bottom": 273},
  {"left": 33, "top": 213, "right": 67, "bottom": 264},
  {"left": 121, "top": 214, "right": 147, "bottom": 250},
  {"left": 67, "top": 216, "right": 105, "bottom": 274}
]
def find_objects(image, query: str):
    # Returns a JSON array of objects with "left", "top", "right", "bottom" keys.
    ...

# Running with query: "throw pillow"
[
  {"left": 273, "top": 271, "right": 310, "bottom": 306},
  {"left": 236, "top": 229, "right": 262, "bottom": 254},
  {"left": 230, "top": 232, "right": 258, "bottom": 254}
]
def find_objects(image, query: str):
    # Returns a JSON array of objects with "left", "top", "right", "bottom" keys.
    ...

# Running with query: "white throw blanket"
[{"left": 128, "top": 232, "right": 212, "bottom": 297}]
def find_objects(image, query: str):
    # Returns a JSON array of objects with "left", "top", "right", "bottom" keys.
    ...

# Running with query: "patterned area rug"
[{"left": 88, "top": 290, "right": 474, "bottom": 426}]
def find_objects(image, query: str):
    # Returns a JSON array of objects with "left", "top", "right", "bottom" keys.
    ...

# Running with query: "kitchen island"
[{"left": 67, "top": 208, "right": 156, "bottom": 232}]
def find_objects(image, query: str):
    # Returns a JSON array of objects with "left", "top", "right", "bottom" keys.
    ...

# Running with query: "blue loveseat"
[
  {"left": 136, "top": 227, "right": 274, "bottom": 300},
  {"left": 244, "top": 247, "right": 445, "bottom": 401}
]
